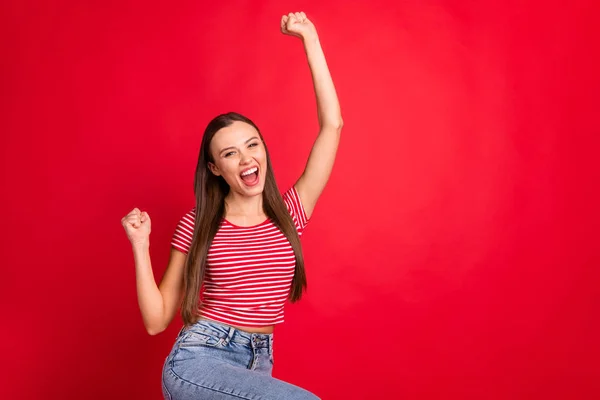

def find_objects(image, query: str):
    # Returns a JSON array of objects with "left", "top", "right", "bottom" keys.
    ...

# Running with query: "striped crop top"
[{"left": 171, "top": 186, "right": 310, "bottom": 327}]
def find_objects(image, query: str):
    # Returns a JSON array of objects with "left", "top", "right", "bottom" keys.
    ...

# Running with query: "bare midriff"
[{"left": 197, "top": 316, "right": 274, "bottom": 334}]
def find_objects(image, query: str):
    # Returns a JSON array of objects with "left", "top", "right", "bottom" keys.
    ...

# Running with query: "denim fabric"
[{"left": 162, "top": 319, "right": 320, "bottom": 399}]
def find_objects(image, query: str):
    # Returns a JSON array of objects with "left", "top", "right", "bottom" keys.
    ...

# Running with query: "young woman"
[{"left": 121, "top": 11, "right": 342, "bottom": 399}]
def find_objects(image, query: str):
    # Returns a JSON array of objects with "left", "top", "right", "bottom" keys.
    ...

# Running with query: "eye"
[
  {"left": 249, "top": 142, "right": 258, "bottom": 148},
  {"left": 224, "top": 151, "right": 235, "bottom": 157}
]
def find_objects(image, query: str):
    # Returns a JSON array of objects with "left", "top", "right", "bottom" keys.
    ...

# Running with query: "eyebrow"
[{"left": 219, "top": 136, "right": 259, "bottom": 155}]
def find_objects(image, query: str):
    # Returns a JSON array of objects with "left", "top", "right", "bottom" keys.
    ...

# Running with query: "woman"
[{"left": 121, "top": 11, "right": 342, "bottom": 399}]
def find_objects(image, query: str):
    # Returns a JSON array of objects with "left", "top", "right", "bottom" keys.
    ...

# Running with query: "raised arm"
[
  {"left": 122, "top": 208, "right": 186, "bottom": 335},
  {"left": 281, "top": 12, "right": 343, "bottom": 219}
]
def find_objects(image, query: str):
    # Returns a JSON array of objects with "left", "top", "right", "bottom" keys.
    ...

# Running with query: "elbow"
[
  {"left": 145, "top": 323, "right": 167, "bottom": 336},
  {"left": 323, "top": 117, "right": 343, "bottom": 132},
  {"left": 146, "top": 327, "right": 164, "bottom": 336}
]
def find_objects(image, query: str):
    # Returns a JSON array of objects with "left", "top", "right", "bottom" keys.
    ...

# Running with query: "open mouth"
[{"left": 240, "top": 166, "right": 259, "bottom": 186}]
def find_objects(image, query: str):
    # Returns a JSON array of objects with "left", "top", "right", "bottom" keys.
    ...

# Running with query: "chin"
[{"left": 240, "top": 188, "right": 264, "bottom": 198}]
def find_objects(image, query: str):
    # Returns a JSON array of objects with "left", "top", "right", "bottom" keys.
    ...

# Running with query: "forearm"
[
  {"left": 132, "top": 243, "right": 166, "bottom": 335},
  {"left": 303, "top": 34, "right": 343, "bottom": 129}
]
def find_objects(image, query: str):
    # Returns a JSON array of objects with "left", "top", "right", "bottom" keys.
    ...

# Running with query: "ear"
[{"left": 207, "top": 161, "right": 221, "bottom": 176}]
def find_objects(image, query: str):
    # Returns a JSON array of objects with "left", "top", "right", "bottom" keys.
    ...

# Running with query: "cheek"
[
  {"left": 217, "top": 162, "right": 237, "bottom": 180},
  {"left": 226, "top": 167, "right": 239, "bottom": 180},
  {"left": 260, "top": 159, "right": 268, "bottom": 175},
  {"left": 259, "top": 151, "right": 267, "bottom": 167}
]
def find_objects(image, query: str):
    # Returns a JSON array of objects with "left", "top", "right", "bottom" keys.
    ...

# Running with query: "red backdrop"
[{"left": 2, "top": 0, "right": 599, "bottom": 399}]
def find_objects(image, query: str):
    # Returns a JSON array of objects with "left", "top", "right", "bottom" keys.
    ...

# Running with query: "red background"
[{"left": 2, "top": 0, "right": 599, "bottom": 399}]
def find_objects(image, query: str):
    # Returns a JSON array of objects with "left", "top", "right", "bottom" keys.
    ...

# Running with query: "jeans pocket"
[{"left": 179, "top": 330, "right": 222, "bottom": 348}]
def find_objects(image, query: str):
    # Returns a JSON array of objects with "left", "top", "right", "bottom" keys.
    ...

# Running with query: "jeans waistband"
[{"left": 178, "top": 318, "right": 273, "bottom": 350}]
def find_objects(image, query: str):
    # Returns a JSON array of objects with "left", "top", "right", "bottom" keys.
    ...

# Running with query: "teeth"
[{"left": 241, "top": 167, "right": 258, "bottom": 177}]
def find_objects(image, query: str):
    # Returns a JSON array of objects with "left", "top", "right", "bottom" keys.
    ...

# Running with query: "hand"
[
  {"left": 280, "top": 12, "right": 317, "bottom": 41},
  {"left": 121, "top": 208, "right": 151, "bottom": 247}
]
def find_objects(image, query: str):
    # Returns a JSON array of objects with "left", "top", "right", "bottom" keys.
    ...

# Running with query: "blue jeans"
[{"left": 162, "top": 319, "right": 320, "bottom": 399}]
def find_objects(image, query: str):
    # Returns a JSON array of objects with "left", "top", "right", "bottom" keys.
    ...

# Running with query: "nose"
[{"left": 240, "top": 152, "right": 253, "bottom": 165}]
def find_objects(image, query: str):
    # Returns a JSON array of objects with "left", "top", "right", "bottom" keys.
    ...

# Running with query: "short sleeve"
[
  {"left": 282, "top": 185, "right": 310, "bottom": 235},
  {"left": 171, "top": 208, "right": 196, "bottom": 254}
]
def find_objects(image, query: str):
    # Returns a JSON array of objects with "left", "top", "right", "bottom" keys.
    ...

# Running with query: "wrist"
[
  {"left": 132, "top": 240, "right": 150, "bottom": 252},
  {"left": 302, "top": 32, "right": 319, "bottom": 46}
]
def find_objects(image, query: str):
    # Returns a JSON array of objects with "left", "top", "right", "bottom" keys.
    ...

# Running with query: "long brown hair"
[{"left": 181, "top": 112, "right": 307, "bottom": 326}]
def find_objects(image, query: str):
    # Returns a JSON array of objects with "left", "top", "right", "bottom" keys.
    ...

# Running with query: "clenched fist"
[
  {"left": 280, "top": 11, "right": 317, "bottom": 41},
  {"left": 121, "top": 208, "right": 151, "bottom": 247}
]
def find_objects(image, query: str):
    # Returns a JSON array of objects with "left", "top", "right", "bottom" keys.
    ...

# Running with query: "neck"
[{"left": 224, "top": 191, "right": 264, "bottom": 216}]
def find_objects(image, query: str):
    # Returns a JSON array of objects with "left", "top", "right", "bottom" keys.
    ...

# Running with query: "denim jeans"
[{"left": 162, "top": 319, "right": 320, "bottom": 399}]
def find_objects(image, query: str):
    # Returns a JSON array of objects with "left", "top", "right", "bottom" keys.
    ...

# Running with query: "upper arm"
[
  {"left": 295, "top": 125, "right": 342, "bottom": 219},
  {"left": 157, "top": 247, "right": 187, "bottom": 330}
]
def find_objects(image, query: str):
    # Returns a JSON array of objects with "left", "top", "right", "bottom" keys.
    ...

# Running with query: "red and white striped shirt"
[{"left": 171, "top": 186, "right": 310, "bottom": 327}]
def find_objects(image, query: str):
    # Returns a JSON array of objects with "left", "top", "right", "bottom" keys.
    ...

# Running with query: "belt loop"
[{"left": 224, "top": 326, "right": 235, "bottom": 345}]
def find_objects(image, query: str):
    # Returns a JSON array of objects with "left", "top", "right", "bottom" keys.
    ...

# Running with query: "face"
[{"left": 208, "top": 120, "right": 267, "bottom": 197}]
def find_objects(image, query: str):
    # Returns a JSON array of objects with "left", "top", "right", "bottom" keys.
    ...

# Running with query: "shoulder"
[
  {"left": 282, "top": 185, "right": 310, "bottom": 234},
  {"left": 282, "top": 185, "right": 301, "bottom": 207},
  {"left": 171, "top": 207, "right": 196, "bottom": 254},
  {"left": 177, "top": 207, "right": 196, "bottom": 228}
]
